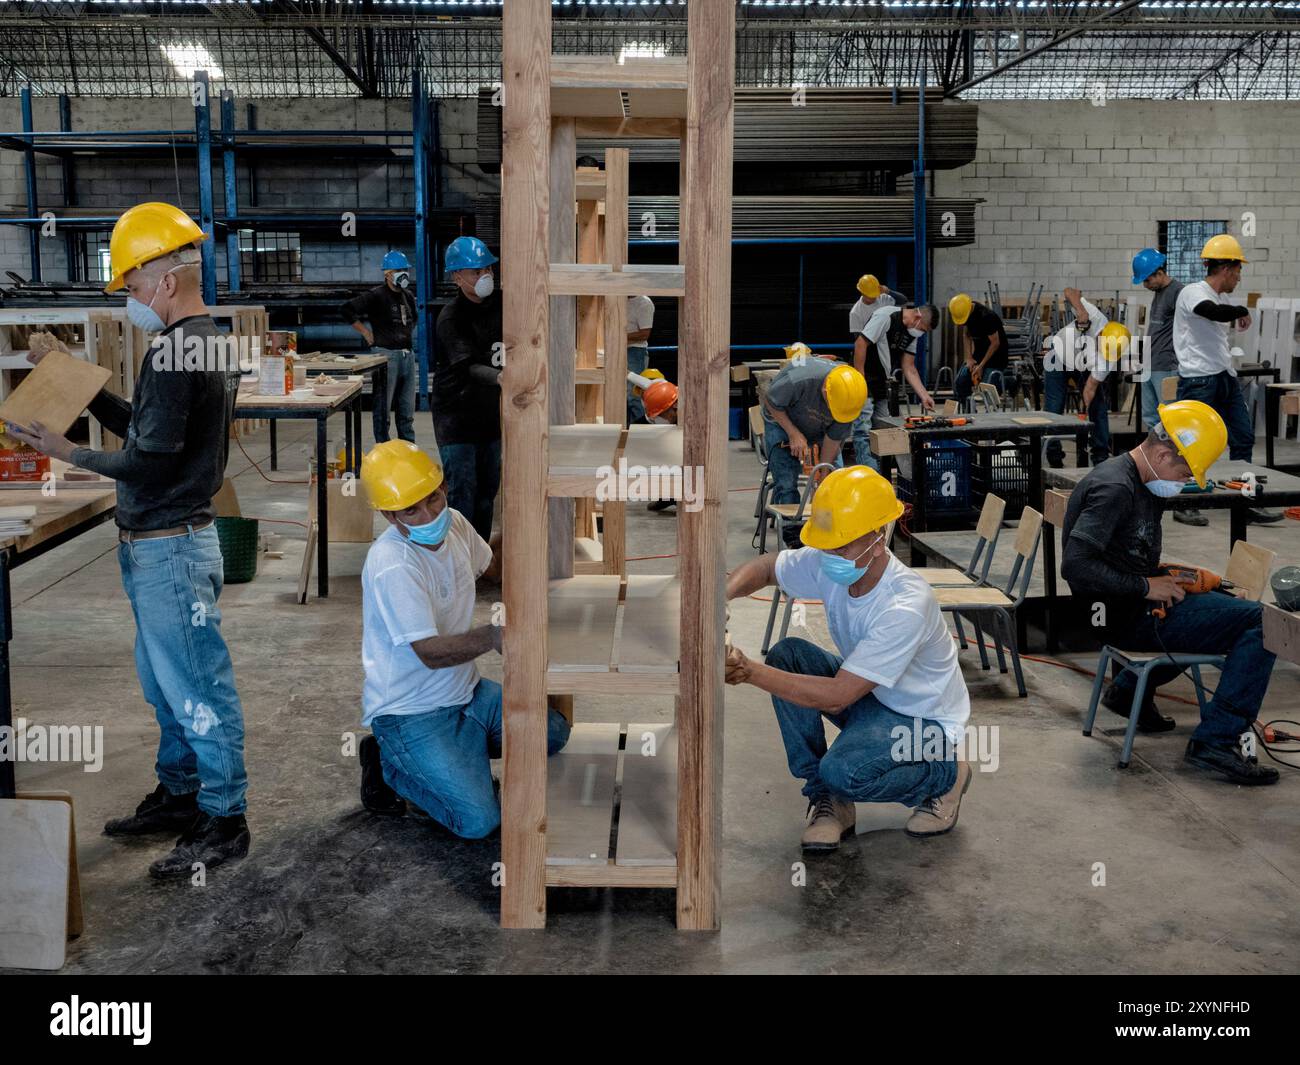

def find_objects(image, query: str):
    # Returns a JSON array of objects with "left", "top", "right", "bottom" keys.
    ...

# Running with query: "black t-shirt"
[
  {"left": 79, "top": 315, "right": 236, "bottom": 531},
  {"left": 966, "top": 302, "right": 1009, "bottom": 371},
  {"left": 1061, "top": 454, "right": 1163, "bottom": 628},
  {"left": 342, "top": 283, "right": 416, "bottom": 350},
  {"left": 432, "top": 290, "right": 502, "bottom": 445}
]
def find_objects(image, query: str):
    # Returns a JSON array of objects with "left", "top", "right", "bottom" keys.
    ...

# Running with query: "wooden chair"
[
  {"left": 913, "top": 492, "right": 1006, "bottom": 588},
  {"left": 1160, "top": 375, "right": 1179, "bottom": 402},
  {"left": 933, "top": 506, "right": 1043, "bottom": 697},
  {"left": 761, "top": 462, "right": 835, "bottom": 653}
]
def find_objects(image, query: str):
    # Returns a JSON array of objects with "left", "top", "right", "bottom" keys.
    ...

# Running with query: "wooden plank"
[
  {"left": 623, "top": 424, "right": 684, "bottom": 471},
  {"left": 1225, "top": 540, "right": 1275, "bottom": 602},
  {"left": 546, "top": 670, "right": 680, "bottom": 696},
  {"left": 548, "top": 263, "right": 685, "bottom": 297},
  {"left": 1284, "top": 391, "right": 1300, "bottom": 417},
  {"left": 1262, "top": 604, "right": 1300, "bottom": 665},
  {"left": 675, "top": 0, "right": 733, "bottom": 933},
  {"left": 297, "top": 520, "right": 317, "bottom": 605},
  {"left": 1014, "top": 507, "right": 1044, "bottom": 557},
  {"left": 0, "top": 798, "right": 71, "bottom": 970},
  {"left": 549, "top": 117, "right": 578, "bottom": 600},
  {"left": 500, "top": 0, "right": 553, "bottom": 930},
  {"left": 545, "top": 863, "right": 676, "bottom": 888},
  {"left": 0, "top": 348, "right": 110, "bottom": 437},
  {"left": 574, "top": 117, "right": 686, "bottom": 139},
  {"left": 544, "top": 722, "right": 620, "bottom": 865},
  {"left": 549, "top": 423, "right": 621, "bottom": 473},
  {"left": 551, "top": 86, "right": 626, "bottom": 118},
  {"left": 626, "top": 88, "right": 689, "bottom": 119},
  {"left": 0, "top": 486, "right": 115, "bottom": 555},
  {"left": 617, "top": 723, "right": 678, "bottom": 866},
  {"left": 1043, "top": 488, "right": 1071, "bottom": 529},
  {"left": 576, "top": 167, "right": 606, "bottom": 201},
  {"left": 975, "top": 493, "right": 1007, "bottom": 541},
  {"left": 617, "top": 575, "right": 680, "bottom": 673},
  {"left": 602, "top": 147, "right": 631, "bottom": 578},
  {"left": 552, "top": 56, "right": 689, "bottom": 90},
  {"left": 547, "top": 575, "right": 619, "bottom": 672},
  {"left": 575, "top": 195, "right": 604, "bottom": 543}
]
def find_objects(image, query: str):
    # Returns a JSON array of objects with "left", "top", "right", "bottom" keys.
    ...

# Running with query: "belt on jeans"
[{"left": 119, "top": 521, "right": 213, "bottom": 543}]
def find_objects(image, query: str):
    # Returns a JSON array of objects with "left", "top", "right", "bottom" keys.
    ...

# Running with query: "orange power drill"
[{"left": 1151, "top": 564, "right": 1234, "bottom": 619}]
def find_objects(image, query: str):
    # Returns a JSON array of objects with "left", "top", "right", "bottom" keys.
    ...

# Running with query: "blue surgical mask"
[
  {"left": 125, "top": 266, "right": 180, "bottom": 334},
  {"left": 1138, "top": 445, "right": 1185, "bottom": 498},
  {"left": 402, "top": 506, "right": 452, "bottom": 546},
  {"left": 819, "top": 536, "right": 881, "bottom": 586}
]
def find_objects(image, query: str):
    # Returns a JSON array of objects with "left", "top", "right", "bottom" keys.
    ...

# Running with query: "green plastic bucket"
[{"left": 215, "top": 516, "right": 259, "bottom": 584}]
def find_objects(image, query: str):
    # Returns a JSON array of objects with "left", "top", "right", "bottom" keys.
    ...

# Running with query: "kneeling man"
[
  {"left": 357, "top": 441, "right": 570, "bottom": 837},
  {"left": 725, "top": 466, "right": 972, "bottom": 852}
]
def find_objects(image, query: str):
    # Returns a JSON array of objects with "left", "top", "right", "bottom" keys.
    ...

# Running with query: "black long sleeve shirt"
[{"left": 342, "top": 283, "right": 416, "bottom": 350}]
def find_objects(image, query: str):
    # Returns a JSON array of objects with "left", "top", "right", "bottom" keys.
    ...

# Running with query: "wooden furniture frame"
[{"left": 500, "top": 0, "right": 733, "bottom": 930}]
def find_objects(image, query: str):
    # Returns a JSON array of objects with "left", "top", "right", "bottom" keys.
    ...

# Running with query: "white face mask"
[
  {"left": 908, "top": 327, "right": 925, "bottom": 339},
  {"left": 1138, "top": 444, "right": 1185, "bottom": 498},
  {"left": 126, "top": 266, "right": 181, "bottom": 333},
  {"left": 473, "top": 273, "right": 495, "bottom": 299}
]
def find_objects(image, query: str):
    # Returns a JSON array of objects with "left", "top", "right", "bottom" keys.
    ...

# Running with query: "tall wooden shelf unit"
[{"left": 500, "top": 0, "right": 734, "bottom": 931}]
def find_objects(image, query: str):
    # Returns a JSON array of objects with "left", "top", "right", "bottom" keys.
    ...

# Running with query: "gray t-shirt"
[
  {"left": 764, "top": 358, "right": 852, "bottom": 443},
  {"left": 1147, "top": 280, "right": 1184, "bottom": 373}
]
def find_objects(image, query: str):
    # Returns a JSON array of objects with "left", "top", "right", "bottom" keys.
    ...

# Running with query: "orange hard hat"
[{"left": 643, "top": 379, "right": 678, "bottom": 420}]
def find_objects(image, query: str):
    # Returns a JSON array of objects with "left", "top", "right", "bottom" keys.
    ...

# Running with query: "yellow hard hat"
[
  {"left": 856, "top": 274, "right": 881, "bottom": 300},
  {"left": 801, "top": 465, "right": 905, "bottom": 550},
  {"left": 1157, "top": 400, "right": 1227, "bottom": 489},
  {"left": 823, "top": 364, "right": 868, "bottom": 423},
  {"left": 784, "top": 341, "right": 812, "bottom": 360},
  {"left": 634, "top": 367, "right": 665, "bottom": 398},
  {"left": 360, "top": 440, "right": 444, "bottom": 511},
  {"left": 1098, "top": 321, "right": 1131, "bottom": 364},
  {"left": 1200, "top": 234, "right": 1247, "bottom": 263},
  {"left": 104, "top": 201, "right": 207, "bottom": 293},
  {"left": 643, "top": 379, "right": 678, "bottom": 420},
  {"left": 948, "top": 293, "right": 973, "bottom": 325}
]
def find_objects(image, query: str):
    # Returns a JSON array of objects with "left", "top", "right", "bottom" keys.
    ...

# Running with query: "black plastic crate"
[
  {"left": 970, "top": 439, "right": 1031, "bottom": 513},
  {"left": 896, "top": 439, "right": 971, "bottom": 512}
]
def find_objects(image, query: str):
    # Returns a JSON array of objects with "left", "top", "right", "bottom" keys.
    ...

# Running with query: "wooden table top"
[
  {"left": 295, "top": 354, "right": 388, "bottom": 372},
  {"left": 878, "top": 411, "right": 1087, "bottom": 435},
  {"left": 235, "top": 378, "right": 362, "bottom": 412},
  {"left": 0, "top": 480, "right": 116, "bottom": 555}
]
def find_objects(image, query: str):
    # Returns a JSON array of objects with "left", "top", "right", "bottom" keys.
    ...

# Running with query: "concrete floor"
[{"left": 9, "top": 418, "right": 1300, "bottom": 975}]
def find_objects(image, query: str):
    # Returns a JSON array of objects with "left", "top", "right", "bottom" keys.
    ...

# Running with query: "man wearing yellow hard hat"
[
  {"left": 356, "top": 441, "right": 571, "bottom": 832},
  {"left": 846, "top": 301, "right": 938, "bottom": 469},
  {"left": 725, "top": 466, "right": 973, "bottom": 852},
  {"left": 948, "top": 292, "right": 1009, "bottom": 405},
  {"left": 761, "top": 361, "right": 866, "bottom": 549},
  {"left": 8, "top": 202, "right": 252, "bottom": 878},
  {"left": 847, "top": 273, "right": 901, "bottom": 337},
  {"left": 1172, "top": 232, "right": 1281, "bottom": 525},
  {"left": 1042, "top": 287, "right": 1127, "bottom": 468},
  {"left": 1061, "top": 400, "right": 1279, "bottom": 785}
]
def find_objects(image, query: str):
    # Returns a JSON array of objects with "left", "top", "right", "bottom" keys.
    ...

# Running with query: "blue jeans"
[
  {"left": 1141, "top": 369, "right": 1177, "bottom": 431},
  {"left": 626, "top": 346, "right": 649, "bottom": 424},
  {"left": 849, "top": 394, "right": 887, "bottom": 472},
  {"left": 1044, "top": 370, "right": 1110, "bottom": 465},
  {"left": 370, "top": 678, "right": 571, "bottom": 839},
  {"left": 762, "top": 415, "right": 842, "bottom": 548},
  {"left": 118, "top": 524, "right": 248, "bottom": 817},
  {"left": 440, "top": 438, "right": 502, "bottom": 543},
  {"left": 1176, "top": 371, "right": 1253, "bottom": 461},
  {"left": 1108, "top": 592, "right": 1275, "bottom": 745},
  {"left": 954, "top": 365, "right": 1004, "bottom": 404},
  {"left": 372, "top": 347, "right": 417, "bottom": 444},
  {"left": 766, "top": 638, "right": 958, "bottom": 805}
]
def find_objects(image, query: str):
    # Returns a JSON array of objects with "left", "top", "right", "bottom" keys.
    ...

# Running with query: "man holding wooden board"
[
  {"left": 724, "top": 466, "right": 974, "bottom": 852},
  {"left": 8, "top": 201, "right": 252, "bottom": 878}
]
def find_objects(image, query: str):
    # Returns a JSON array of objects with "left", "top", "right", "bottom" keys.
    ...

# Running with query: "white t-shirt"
[
  {"left": 775, "top": 549, "right": 971, "bottom": 744},
  {"left": 1174, "top": 279, "right": 1235, "bottom": 377},
  {"left": 360, "top": 511, "right": 493, "bottom": 726},
  {"left": 848, "top": 292, "right": 896, "bottom": 336},
  {"left": 627, "top": 295, "right": 655, "bottom": 348},
  {"left": 1051, "top": 297, "right": 1110, "bottom": 381}
]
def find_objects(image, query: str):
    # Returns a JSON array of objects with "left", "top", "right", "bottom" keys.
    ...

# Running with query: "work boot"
[
  {"left": 1184, "top": 739, "right": 1279, "bottom": 786},
  {"left": 905, "top": 760, "right": 973, "bottom": 837},
  {"left": 148, "top": 812, "right": 251, "bottom": 880},
  {"left": 1245, "top": 508, "right": 1283, "bottom": 525},
  {"left": 104, "top": 783, "right": 199, "bottom": 837},
  {"left": 800, "top": 795, "right": 857, "bottom": 853},
  {"left": 1173, "top": 509, "right": 1208, "bottom": 527},
  {"left": 360, "top": 734, "right": 406, "bottom": 817},
  {"left": 1101, "top": 683, "right": 1176, "bottom": 733}
]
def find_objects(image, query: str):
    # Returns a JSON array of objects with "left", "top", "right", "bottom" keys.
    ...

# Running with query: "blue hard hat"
[
  {"left": 382, "top": 250, "right": 411, "bottom": 272},
  {"left": 1131, "top": 248, "right": 1166, "bottom": 285},
  {"left": 444, "top": 236, "right": 498, "bottom": 274}
]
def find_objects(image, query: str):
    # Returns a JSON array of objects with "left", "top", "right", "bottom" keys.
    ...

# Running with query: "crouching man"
[
  {"left": 356, "top": 441, "right": 571, "bottom": 836},
  {"left": 725, "top": 466, "right": 973, "bottom": 852}
]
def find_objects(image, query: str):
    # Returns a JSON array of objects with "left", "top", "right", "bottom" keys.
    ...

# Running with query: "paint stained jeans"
[
  {"left": 372, "top": 347, "right": 417, "bottom": 444},
  {"left": 766, "top": 637, "right": 957, "bottom": 806},
  {"left": 1176, "top": 371, "right": 1253, "bottom": 461},
  {"left": 1106, "top": 591, "right": 1275, "bottom": 746},
  {"left": 118, "top": 524, "right": 248, "bottom": 817},
  {"left": 1044, "top": 370, "right": 1110, "bottom": 466},
  {"left": 370, "top": 678, "right": 571, "bottom": 838},
  {"left": 439, "top": 438, "right": 502, "bottom": 543}
]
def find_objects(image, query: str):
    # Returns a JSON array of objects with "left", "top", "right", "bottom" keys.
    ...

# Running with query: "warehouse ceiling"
[{"left": 3, "top": 2, "right": 1300, "bottom": 100}]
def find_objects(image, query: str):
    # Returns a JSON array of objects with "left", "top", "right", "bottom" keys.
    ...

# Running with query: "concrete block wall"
[
  {"left": 933, "top": 99, "right": 1300, "bottom": 308},
  {"left": 0, "top": 94, "right": 495, "bottom": 283}
]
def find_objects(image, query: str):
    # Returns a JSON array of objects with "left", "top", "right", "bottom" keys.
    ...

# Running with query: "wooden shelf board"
[
  {"left": 548, "top": 263, "right": 685, "bottom": 298},
  {"left": 573, "top": 117, "right": 684, "bottom": 140},
  {"left": 626, "top": 88, "right": 688, "bottom": 119},
  {"left": 545, "top": 722, "right": 621, "bottom": 866},
  {"left": 615, "top": 575, "right": 680, "bottom": 673},
  {"left": 551, "top": 87, "right": 626, "bottom": 119},
  {"left": 549, "top": 423, "right": 622, "bottom": 475},
  {"left": 547, "top": 575, "right": 620, "bottom": 672},
  {"left": 616, "top": 723, "right": 677, "bottom": 867},
  {"left": 575, "top": 368, "right": 605, "bottom": 385},
  {"left": 545, "top": 864, "right": 676, "bottom": 889},
  {"left": 551, "top": 56, "right": 688, "bottom": 91},
  {"left": 549, "top": 575, "right": 680, "bottom": 679}
]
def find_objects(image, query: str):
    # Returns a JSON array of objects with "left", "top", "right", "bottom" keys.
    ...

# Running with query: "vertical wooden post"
[
  {"left": 575, "top": 194, "right": 602, "bottom": 541},
  {"left": 602, "top": 148, "right": 630, "bottom": 576},
  {"left": 500, "top": 0, "right": 551, "bottom": 929},
  {"left": 676, "top": 0, "right": 733, "bottom": 932}
]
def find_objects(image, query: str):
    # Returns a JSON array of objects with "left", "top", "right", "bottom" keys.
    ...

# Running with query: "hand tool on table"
[{"left": 904, "top": 416, "right": 969, "bottom": 429}]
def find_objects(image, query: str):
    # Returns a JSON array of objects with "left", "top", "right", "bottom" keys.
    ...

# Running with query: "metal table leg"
[
  {"left": 1230, "top": 505, "right": 1247, "bottom": 551},
  {"left": 316, "top": 415, "right": 329, "bottom": 599},
  {"left": 1027, "top": 431, "right": 1045, "bottom": 511},
  {"left": 0, "top": 551, "right": 12, "bottom": 799},
  {"left": 344, "top": 399, "right": 354, "bottom": 474},
  {"left": 1266, "top": 386, "right": 1279, "bottom": 470},
  {"left": 269, "top": 419, "right": 279, "bottom": 472},
  {"left": 352, "top": 395, "right": 363, "bottom": 473},
  {"left": 909, "top": 434, "right": 927, "bottom": 565}
]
